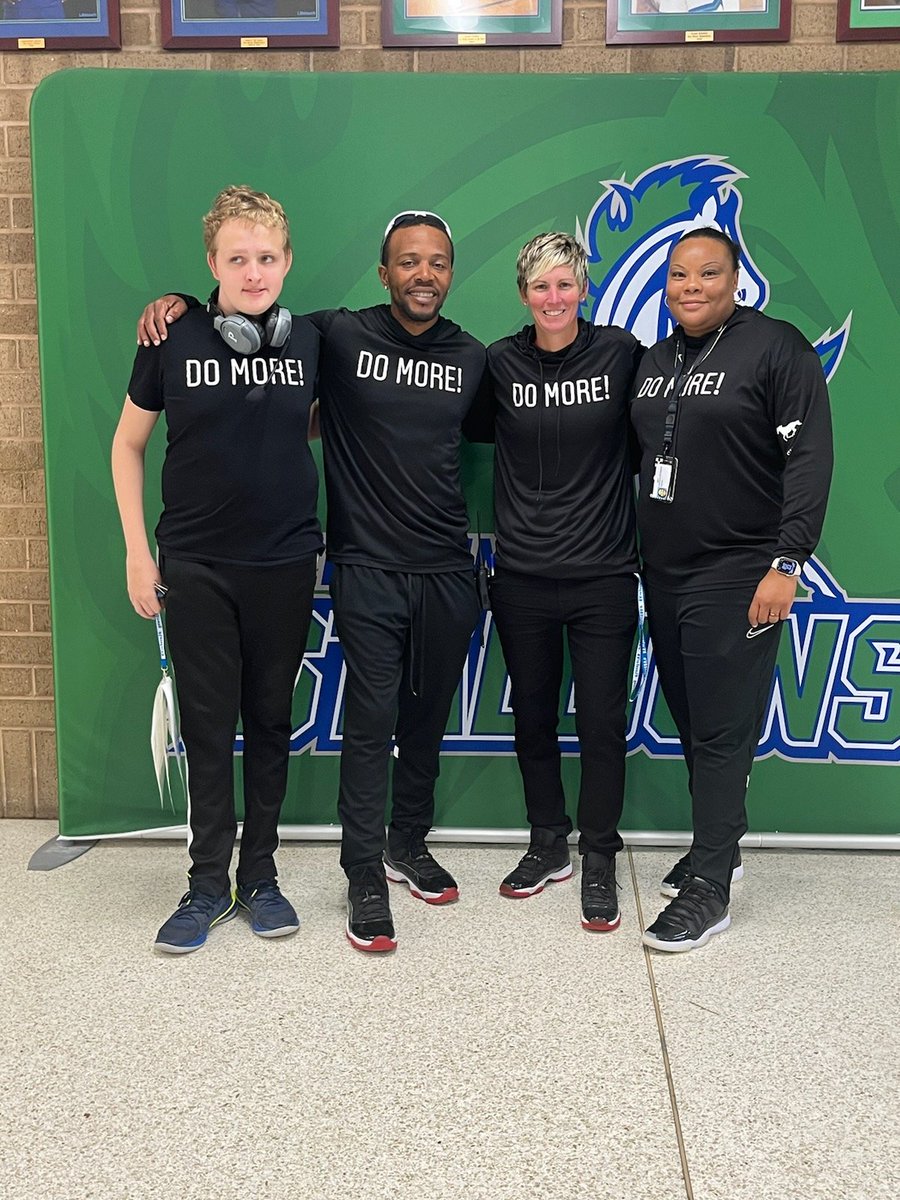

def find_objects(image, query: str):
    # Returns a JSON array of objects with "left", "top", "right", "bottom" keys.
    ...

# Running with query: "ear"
[
  {"left": 378, "top": 264, "right": 389, "bottom": 289},
  {"left": 283, "top": 247, "right": 293, "bottom": 274},
  {"left": 207, "top": 250, "right": 219, "bottom": 282}
]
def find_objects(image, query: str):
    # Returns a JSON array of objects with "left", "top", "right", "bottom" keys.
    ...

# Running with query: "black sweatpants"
[
  {"left": 490, "top": 570, "right": 638, "bottom": 858},
  {"left": 329, "top": 564, "right": 480, "bottom": 872},
  {"left": 162, "top": 554, "right": 318, "bottom": 894},
  {"left": 646, "top": 584, "right": 783, "bottom": 900}
]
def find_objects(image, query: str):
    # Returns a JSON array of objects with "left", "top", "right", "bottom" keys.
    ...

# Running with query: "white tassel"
[
  {"left": 151, "top": 680, "right": 172, "bottom": 809},
  {"left": 150, "top": 672, "right": 186, "bottom": 812}
]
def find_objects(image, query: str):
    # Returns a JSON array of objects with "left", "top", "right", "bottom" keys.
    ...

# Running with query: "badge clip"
[{"left": 650, "top": 455, "right": 678, "bottom": 503}]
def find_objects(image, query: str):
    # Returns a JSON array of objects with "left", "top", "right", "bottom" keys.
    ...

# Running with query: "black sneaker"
[
  {"left": 154, "top": 887, "right": 237, "bottom": 955},
  {"left": 346, "top": 864, "right": 397, "bottom": 953},
  {"left": 660, "top": 851, "right": 744, "bottom": 898},
  {"left": 499, "top": 828, "right": 572, "bottom": 898},
  {"left": 384, "top": 838, "right": 459, "bottom": 904},
  {"left": 580, "top": 853, "right": 621, "bottom": 932},
  {"left": 642, "top": 878, "right": 730, "bottom": 953},
  {"left": 236, "top": 879, "right": 300, "bottom": 938}
]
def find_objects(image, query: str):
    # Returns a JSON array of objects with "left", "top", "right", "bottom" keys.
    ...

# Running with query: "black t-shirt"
[
  {"left": 629, "top": 306, "right": 833, "bottom": 592},
  {"left": 307, "top": 305, "right": 487, "bottom": 573},
  {"left": 465, "top": 319, "right": 643, "bottom": 579},
  {"left": 127, "top": 307, "right": 322, "bottom": 566}
]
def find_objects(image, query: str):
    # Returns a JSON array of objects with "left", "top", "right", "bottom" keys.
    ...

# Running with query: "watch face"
[{"left": 776, "top": 558, "right": 799, "bottom": 576}]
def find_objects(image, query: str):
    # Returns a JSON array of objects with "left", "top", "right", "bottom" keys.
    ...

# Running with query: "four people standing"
[{"left": 123, "top": 205, "right": 833, "bottom": 956}]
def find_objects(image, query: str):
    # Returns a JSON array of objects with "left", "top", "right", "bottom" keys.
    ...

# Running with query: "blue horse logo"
[{"left": 579, "top": 154, "right": 851, "bottom": 382}]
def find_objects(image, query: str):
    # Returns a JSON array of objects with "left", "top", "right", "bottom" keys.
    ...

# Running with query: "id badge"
[{"left": 650, "top": 455, "right": 678, "bottom": 503}]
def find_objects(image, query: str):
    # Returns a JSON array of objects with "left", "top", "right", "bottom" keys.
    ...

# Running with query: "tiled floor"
[{"left": 1, "top": 820, "right": 897, "bottom": 1200}]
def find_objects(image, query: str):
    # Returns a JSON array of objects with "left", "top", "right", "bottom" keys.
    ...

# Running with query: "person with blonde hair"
[
  {"left": 465, "top": 231, "right": 643, "bottom": 932},
  {"left": 113, "top": 185, "right": 322, "bottom": 953}
]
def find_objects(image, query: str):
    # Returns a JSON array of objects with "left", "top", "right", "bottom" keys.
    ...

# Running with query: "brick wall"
[{"left": 0, "top": 2, "right": 896, "bottom": 817}]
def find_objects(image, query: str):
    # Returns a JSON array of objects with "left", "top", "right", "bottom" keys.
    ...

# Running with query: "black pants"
[
  {"left": 646, "top": 584, "right": 783, "bottom": 900},
  {"left": 329, "top": 565, "right": 480, "bottom": 873},
  {"left": 162, "top": 554, "right": 318, "bottom": 894},
  {"left": 490, "top": 570, "right": 638, "bottom": 858}
]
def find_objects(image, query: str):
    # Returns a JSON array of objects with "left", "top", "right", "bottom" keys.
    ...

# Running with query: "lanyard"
[
  {"left": 154, "top": 612, "right": 169, "bottom": 672},
  {"left": 629, "top": 573, "right": 649, "bottom": 703},
  {"left": 661, "top": 319, "right": 731, "bottom": 457}
]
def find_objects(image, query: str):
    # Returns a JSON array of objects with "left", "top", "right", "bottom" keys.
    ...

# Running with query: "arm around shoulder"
[{"left": 136, "top": 294, "right": 193, "bottom": 348}]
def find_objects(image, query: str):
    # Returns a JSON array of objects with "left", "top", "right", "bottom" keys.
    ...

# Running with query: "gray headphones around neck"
[{"left": 208, "top": 289, "right": 292, "bottom": 355}]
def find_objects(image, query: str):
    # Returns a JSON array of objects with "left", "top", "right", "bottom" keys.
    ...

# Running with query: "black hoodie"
[
  {"left": 465, "top": 319, "right": 642, "bottom": 578},
  {"left": 629, "top": 306, "right": 833, "bottom": 592}
]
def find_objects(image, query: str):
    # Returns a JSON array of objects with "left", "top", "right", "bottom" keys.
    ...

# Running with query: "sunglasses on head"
[{"left": 381, "top": 211, "right": 454, "bottom": 257}]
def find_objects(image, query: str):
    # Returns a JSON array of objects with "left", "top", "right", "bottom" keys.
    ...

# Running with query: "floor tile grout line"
[{"left": 627, "top": 846, "right": 695, "bottom": 1200}]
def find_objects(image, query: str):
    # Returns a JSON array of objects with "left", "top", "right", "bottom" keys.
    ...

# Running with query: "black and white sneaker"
[
  {"left": 499, "top": 828, "right": 572, "bottom": 898},
  {"left": 580, "top": 853, "right": 621, "bottom": 932},
  {"left": 642, "top": 878, "right": 730, "bottom": 953},
  {"left": 384, "top": 838, "right": 459, "bottom": 905},
  {"left": 346, "top": 864, "right": 397, "bottom": 953},
  {"left": 660, "top": 851, "right": 744, "bottom": 898}
]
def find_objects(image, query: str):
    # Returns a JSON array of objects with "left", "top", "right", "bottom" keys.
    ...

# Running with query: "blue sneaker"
[
  {"left": 154, "top": 888, "right": 237, "bottom": 955},
  {"left": 236, "top": 880, "right": 300, "bottom": 938}
]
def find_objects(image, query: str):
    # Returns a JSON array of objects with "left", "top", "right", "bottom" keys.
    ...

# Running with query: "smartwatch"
[{"left": 771, "top": 556, "right": 802, "bottom": 577}]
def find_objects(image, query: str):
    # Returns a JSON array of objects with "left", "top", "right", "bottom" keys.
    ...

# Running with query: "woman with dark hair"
[
  {"left": 466, "top": 231, "right": 643, "bottom": 933},
  {"left": 631, "top": 226, "right": 833, "bottom": 952}
]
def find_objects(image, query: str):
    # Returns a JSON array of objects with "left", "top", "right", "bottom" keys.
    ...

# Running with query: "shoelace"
[
  {"left": 407, "top": 844, "right": 436, "bottom": 866},
  {"left": 583, "top": 867, "right": 618, "bottom": 896},
  {"left": 352, "top": 870, "right": 389, "bottom": 921},
  {"left": 245, "top": 883, "right": 284, "bottom": 912},
  {"left": 522, "top": 848, "right": 554, "bottom": 865},
  {"left": 176, "top": 890, "right": 221, "bottom": 918},
  {"left": 666, "top": 881, "right": 717, "bottom": 920}
]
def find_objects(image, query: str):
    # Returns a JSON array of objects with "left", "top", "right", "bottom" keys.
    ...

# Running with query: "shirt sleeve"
[
  {"left": 767, "top": 332, "right": 834, "bottom": 561},
  {"left": 127, "top": 344, "right": 164, "bottom": 412},
  {"left": 461, "top": 364, "right": 496, "bottom": 444},
  {"left": 304, "top": 309, "right": 339, "bottom": 338}
]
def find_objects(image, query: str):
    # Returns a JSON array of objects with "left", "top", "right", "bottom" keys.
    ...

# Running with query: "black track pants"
[
  {"left": 329, "top": 565, "right": 480, "bottom": 873},
  {"left": 490, "top": 570, "right": 638, "bottom": 857},
  {"left": 162, "top": 554, "right": 318, "bottom": 894},
  {"left": 646, "top": 584, "right": 783, "bottom": 899}
]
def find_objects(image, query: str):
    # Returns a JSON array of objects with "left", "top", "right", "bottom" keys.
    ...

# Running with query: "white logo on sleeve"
[{"left": 777, "top": 419, "right": 802, "bottom": 440}]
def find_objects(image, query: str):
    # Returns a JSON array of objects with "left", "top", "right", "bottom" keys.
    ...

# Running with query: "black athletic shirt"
[
  {"left": 307, "top": 305, "right": 486, "bottom": 573},
  {"left": 128, "top": 307, "right": 322, "bottom": 566},
  {"left": 464, "top": 319, "right": 643, "bottom": 579},
  {"left": 630, "top": 306, "right": 833, "bottom": 592}
]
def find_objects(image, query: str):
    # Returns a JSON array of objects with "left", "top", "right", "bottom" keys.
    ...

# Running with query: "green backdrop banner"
[{"left": 31, "top": 69, "right": 899, "bottom": 839}]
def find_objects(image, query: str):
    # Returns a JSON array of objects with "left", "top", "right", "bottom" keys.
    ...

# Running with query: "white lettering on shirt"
[
  {"left": 228, "top": 358, "right": 305, "bottom": 388},
  {"left": 511, "top": 376, "right": 610, "bottom": 407},
  {"left": 355, "top": 351, "right": 463, "bottom": 393},
  {"left": 636, "top": 371, "right": 725, "bottom": 400}
]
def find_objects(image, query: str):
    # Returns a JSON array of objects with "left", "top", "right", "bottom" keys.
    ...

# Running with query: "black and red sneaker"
[
  {"left": 346, "top": 864, "right": 397, "bottom": 953},
  {"left": 499, "top": 829, "right": 572, "bottom": 898},
  {"left": 580, "top": 853, "right": 621, "bottom": 932},
  {"left": 384, "top": 838, "right": 459, "bottom": 904}
]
